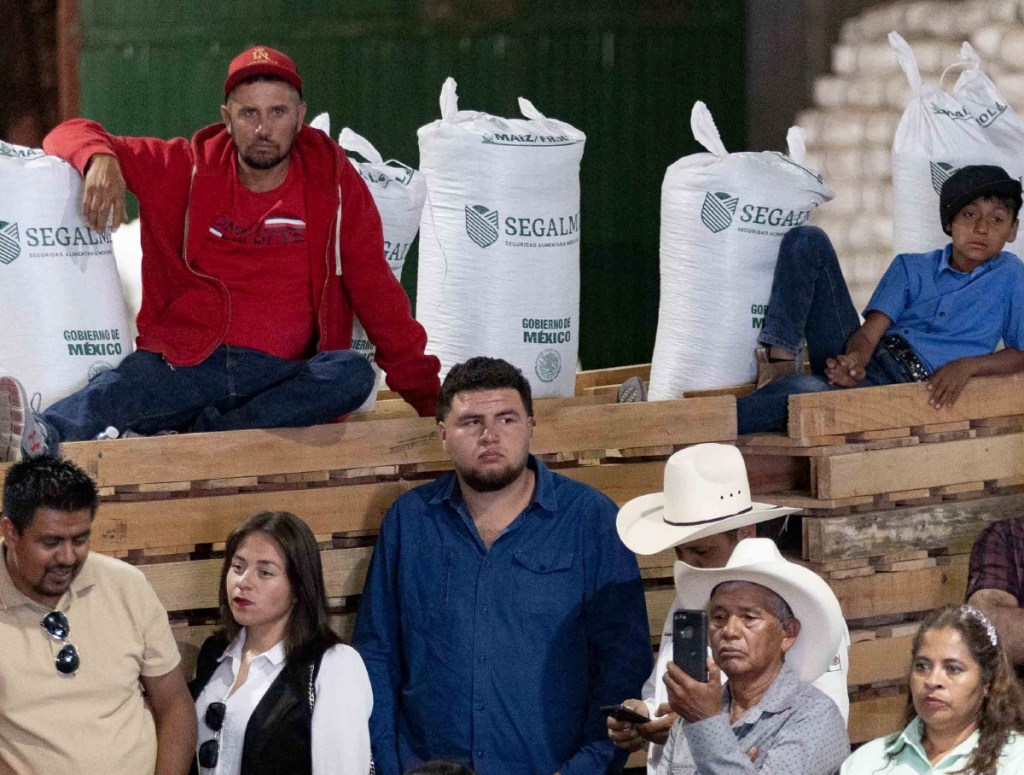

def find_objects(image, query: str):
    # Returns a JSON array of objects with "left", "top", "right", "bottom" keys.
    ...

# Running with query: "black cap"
[{"left": 940, "top": 165, "right": 1022, "bottom": 233}]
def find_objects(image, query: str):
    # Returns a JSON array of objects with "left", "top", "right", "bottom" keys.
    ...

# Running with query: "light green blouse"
[{"left": 841, "top": 717, "right": 1024, "bottom": 774}]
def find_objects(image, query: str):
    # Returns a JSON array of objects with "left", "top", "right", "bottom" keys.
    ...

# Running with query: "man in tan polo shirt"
[{"left": 0, "top": 457, "right": 195, "bottom": 774}]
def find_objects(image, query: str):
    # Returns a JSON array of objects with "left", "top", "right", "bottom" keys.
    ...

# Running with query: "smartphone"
[
  {"left": 600, "top": 704, "right": 650, "bottom": 725},
  {"left": 673, "top": 609, "right": 709, "bottom": 682}
]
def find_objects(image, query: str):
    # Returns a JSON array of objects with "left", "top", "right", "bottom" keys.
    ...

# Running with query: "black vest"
[{"left": 189, "top": 634, "right": 327, "bottom": 775}]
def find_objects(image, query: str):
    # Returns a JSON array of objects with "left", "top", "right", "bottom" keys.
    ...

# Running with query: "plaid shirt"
[{"left": 967, "top": 516, "right": 1024, "bottom": 603}]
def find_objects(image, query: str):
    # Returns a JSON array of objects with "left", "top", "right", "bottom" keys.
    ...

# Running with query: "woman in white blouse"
[{"left": 190, "top": 511, "right": 373, "bottom": 775}]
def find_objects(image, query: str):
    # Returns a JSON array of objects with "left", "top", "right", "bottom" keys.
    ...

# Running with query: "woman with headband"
[{"left": 841, "top": 605, "right": 1024, "bottom": 774}]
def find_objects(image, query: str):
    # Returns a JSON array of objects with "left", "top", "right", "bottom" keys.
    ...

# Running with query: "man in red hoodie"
[{"left": 0, "top": 46, "right": 440, "bottom": 461}]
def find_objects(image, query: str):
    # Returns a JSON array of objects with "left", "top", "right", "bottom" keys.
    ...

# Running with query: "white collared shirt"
[
  {"left": 841, "top": 719, "right": 1024, "bottom": 773},
  {"left": 194, "top": 629, "right": 373, "bottom": 775}
]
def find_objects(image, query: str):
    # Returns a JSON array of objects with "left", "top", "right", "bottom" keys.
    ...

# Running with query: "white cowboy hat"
[
  {"left": 674, "top": 537, "right": 845, "bottom": 683},
  {"left": 616, "top": 443, "right": 798, "bottom": 555}
]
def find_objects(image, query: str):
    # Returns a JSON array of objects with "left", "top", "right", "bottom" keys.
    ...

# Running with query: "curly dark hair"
[
  {"left": 218, "top": 511, "right": 339, "bottom": 663},
  {"left": 2, "top": 456, "right": 98, "bottom": 531},
  {"left": 435, "top": 357, "right": 533, "bottom": 422},
  {"left": 886, "top": 605, "right": 1024, "bottom": 775}
]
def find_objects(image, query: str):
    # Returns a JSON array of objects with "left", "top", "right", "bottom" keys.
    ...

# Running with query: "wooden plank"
[
  {"left": 874, "top": 558, "right": 936, "bottom": 573},
  {"left": 801, "top": 493, "right": 1024, "bottom": 562},
  {"left": 737, "top": 432, "right": 848, "bottom": 448},
  {"left": 683, "top": 383, "right": 756, "bottom": 399},
  {"left": 573, "top": 364, "right": 651, "bottom": 393},
  {"left": 788, "top": 374, "right": 1024, "bottom": 438},
  {"left": 646, "top": 588, "right": 675, "bottom": 641},
  {"left": 829, "top": 564, "right": 967, "bottom": 620},
  {"left": 144, "top": 547, "right": 374, "bottom": 612},
  {"left": 816, "top": 433, "right": 1024, "bottom": 500},
  {"left": 92, "top": 482, "right": 404, "bottom": 553},
  {"left": 848, "top": 634, "right": 914, "bottom": 686},
  {"left": 848, "top": 694, "right": 906, "bottom": 744},
  {"left": 561, "top": 461, "right": 667, "bottom": 506},
  {"left": 63, "top": 396, "right": 736, "bottom": 488},
  {"left": 846, "top": 428, "right": 910, "bottom": 442},
  {"left": 910, "top": 421, "right": 971, "bottom": 435},
  {"left": 637, "top": 548, "right": 678, "bottom": 570}
]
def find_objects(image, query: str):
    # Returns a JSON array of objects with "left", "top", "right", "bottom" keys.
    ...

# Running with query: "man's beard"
[
  {"left": 457, "top": 456, "right": 528, "bottom": 493},
  {"left": 241, "top": 147, "right": 287, "bottom": 170}
]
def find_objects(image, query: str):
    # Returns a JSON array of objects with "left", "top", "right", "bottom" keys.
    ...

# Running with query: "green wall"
[{"left": 79, "top": 0, "right": 746, "bottom": 368}]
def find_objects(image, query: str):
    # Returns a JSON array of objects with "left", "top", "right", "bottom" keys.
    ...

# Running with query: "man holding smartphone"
[
  {"left": 611, "top": 444, "right": 850, "bottom": 773},
  {"left": 656, "top": 538, "right": 849, "bottom": 773}
]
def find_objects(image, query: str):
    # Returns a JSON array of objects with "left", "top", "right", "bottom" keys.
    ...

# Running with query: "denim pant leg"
[
  {"left": 41, "top": 349, "right": 231, "bottom": 443},
  {"left": 759, "top": 225, "right": 862, "bottom": 376},
  {"left": 737, "top": 373, "right": 836, "bottom": 434},
  {"left": 862, "top": 346, "right": 916, "bottom": 387},
  {"left": 190, "top": 348, "right": 376, "bottom": 432}
]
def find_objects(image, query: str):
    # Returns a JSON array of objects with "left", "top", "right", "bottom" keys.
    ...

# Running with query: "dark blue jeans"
[
  {"left": 737, "top": 226, "right": 912, "bottom": 434},
  {"left": 40, "top": 345, "right": 376, "bottom": 444}
]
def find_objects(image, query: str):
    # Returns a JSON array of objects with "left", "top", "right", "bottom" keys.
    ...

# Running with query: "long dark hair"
[
  {"left": 218, "top": 511, "right": 339, "bottom": 662},
  {"left": 887, "top": 605, "right": 1024, "bottom": 775}
]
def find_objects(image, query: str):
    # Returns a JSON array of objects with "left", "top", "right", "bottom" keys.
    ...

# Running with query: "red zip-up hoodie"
[{"left": 43, "top": 119, "right": 440, "bottom": 417}]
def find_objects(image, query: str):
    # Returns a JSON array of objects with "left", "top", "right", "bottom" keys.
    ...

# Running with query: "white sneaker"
[{"left": 0, "top": 377, "right": 50, "bottom": 461}]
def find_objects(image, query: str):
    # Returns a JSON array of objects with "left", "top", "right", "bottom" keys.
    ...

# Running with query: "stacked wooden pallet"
[
  {"left": 0, "top": 367, "right": 728, "bottom": 688},
  {"left": 738, "top": 372, "right": 1024, "bottom": 744},
  {"left": 5, "top": 366, "right": 1020, "bottom": 765}
]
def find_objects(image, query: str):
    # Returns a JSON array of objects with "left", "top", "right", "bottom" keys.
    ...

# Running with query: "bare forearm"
[
  {"left": 845, "top": 312, "right": 890, "bottom": 361},
  {"left": 959, "top": 348, "right": 1024, "bottom": 378},
  {"left": 153, "top": 700, "right": 197, "bottom": 775}
]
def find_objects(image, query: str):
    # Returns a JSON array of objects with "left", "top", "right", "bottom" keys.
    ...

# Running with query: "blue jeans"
[
  {"left": 737, "top": 226, "right": 913, "bottom": 434},
  {"left": 40, "top": 345, "right": 376, "bottom": 444}
]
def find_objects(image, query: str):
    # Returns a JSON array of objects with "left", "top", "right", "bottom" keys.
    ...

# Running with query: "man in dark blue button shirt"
[{"left": 353, "top": 356, "right": 652, "bottom": 774}]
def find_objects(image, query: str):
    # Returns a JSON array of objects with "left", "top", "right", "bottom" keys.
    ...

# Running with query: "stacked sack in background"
[
  {"left": 310, "top": 114, "right": 427, "bottom": 411},
  {"left": 340, "top": 127, "right": 426, "bottom": 411},
  {"left": 112, "top": 218, "right": 142, "bottom": 342},
  {"left": 0, "top": 141, "right": 132, "bottom": 408},
  {"left": 890, "top": 31, "right": 1024, "bottom": 255},
  {"left": 416, "top": 78, "right": 585, "bottom": 397},
  {"left": 648, "top": 103, "right": 833, "bottom": 399}
]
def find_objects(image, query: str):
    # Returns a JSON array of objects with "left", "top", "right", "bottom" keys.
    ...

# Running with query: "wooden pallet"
[
  {"left": 15, "top": 364, "right": 1024, "bottom": 756},
  {"left": 787, "top": 373, "right": 1024, "bottom": 438}
]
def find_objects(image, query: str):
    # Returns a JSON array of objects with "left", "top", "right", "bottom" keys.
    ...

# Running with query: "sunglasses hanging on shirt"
[
  {"left": 198, "top": 701, "right": 227, "bottom": 769},
  {"left": 40, "top": 610, "right": 80, "bottom": 675}
]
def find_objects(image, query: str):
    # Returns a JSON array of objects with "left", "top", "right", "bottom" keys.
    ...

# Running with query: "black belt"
[{"left": 880, "top": 334, "right": 931, "bottom": 382}]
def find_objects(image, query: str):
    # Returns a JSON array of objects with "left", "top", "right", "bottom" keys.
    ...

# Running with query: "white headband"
[{"left": 961, "top": 605, "right": 999, "bottom": 648}]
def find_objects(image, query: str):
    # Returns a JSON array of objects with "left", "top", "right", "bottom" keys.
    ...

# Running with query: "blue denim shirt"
[
  {"left": 866, "top": 245, "right": 1024, "bottom": 372},
  {"left": 352, "top": 455, "right": 651, "bottom": 775}
]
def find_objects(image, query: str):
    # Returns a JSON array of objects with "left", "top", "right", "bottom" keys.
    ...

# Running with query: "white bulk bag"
[
  {"left": 0, "top": 141, "right": 132, "bottom": 408},
  {"left": 340, "top": 127, "right": 427, "bottom": 412},
  {"left": 648, "top": 103, "right": 833, "bottom": 399},
  {"left": 890, "top": 33, "right": 1024, "bottom": 256},
  {"left": 310, "top": 114, "right": 427, "bottom": 413},
  {"left": 416, "top": 78, "right": 585, "bottom": 397},
  {"left": 111, "top": 218, "right": 142, "bottom": 342}
]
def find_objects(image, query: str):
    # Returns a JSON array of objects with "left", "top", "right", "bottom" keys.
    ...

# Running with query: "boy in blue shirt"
[{"left": 738, "top": 164, "right": 1024, "bottom": 434}]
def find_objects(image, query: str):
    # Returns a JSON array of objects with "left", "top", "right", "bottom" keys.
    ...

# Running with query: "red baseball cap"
[{"left": 224, "top": 46, "right": 303, "bottom": 98}]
